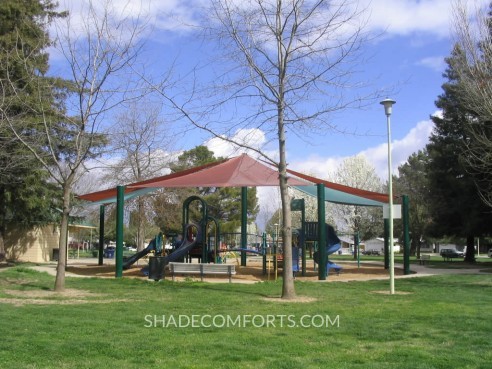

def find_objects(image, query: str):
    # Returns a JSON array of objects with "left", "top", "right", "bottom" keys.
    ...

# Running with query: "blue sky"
[{"left": 54, "top": 0, "right": 487, "bottom": 183}]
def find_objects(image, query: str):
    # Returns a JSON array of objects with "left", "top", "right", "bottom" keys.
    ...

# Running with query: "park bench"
[
  {"left": 168, "top": 262, "right": 236, "bottom": 283},
  {"left": 418, "top": 254, "right": 431, "bottom": 265}
]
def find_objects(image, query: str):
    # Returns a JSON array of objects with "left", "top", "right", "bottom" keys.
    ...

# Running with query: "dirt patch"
[
  {"left": 262, "top": 296, "right": 318, "bottom": 303},
  {"left": 0, "top": 288, "right": 129, "bottom": 307},
  {"left": 0, "top": 297, "right": 129, "bottom": 307},
  {"left": 4, "top": 288, "right": 104, "bottom": 299},
  {"left": 66, "top": 264, "right": 146, "bottom": 278}
]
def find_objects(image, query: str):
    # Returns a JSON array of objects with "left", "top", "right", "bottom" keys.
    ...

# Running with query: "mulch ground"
[{"left": 64, "top": 259, "right": 400, "bottom": 283}]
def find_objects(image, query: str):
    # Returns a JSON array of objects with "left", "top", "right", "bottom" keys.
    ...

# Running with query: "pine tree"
[
  {"left": 426, "top": 46, "right": 492, "bottom": 262},
  {"left": 0, "top": 0, "right": 65, "bottom": 259},
  {"left": 393, "top": 150, "right": 431, "bottom": 257}
]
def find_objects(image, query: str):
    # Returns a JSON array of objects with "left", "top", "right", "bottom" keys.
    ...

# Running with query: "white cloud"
[
  {"left": 288, "top": 117, "right": 434, "bottom": 183},
  {"left": 364, "top": 0, "right": 452, "bottom": 38},
  {"left": 63, "top": 0, "right": 205, "bottom": 31},
  {"left": 204, "top": 128, "right": 275, "bottom": 159},
  {"left": 58, "top": 0, "right": 491, "bottom": 44},
  {"left": 360, "top": 0, "right": 490, "bottom": 39},
  {"left": 360, "top": 118, "right": 434, "bottom": 179},
  {"left": 289, "top": 155, "right": 344, "bottom": 180},
  {"left": 416, "top": 56, "right": 446, "bottom": 72}
]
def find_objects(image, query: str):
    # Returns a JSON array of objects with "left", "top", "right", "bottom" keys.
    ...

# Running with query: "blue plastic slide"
[
  {"left": 141, "top": 237, "right": 197, "bottom": 276},
  {"left": 123, "top": 237, "right": 159, "bottom": 270},
  {"left": 163, "top": 237, "right": 198, "bottom": 264},
  {"left": 312, "top": 224, "right": 343, "bottom": 275}
]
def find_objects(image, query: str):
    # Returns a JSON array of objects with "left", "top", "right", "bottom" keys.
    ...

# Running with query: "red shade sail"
[
  {"left": 77, "top": 153, "right": 389, "bottom": 206},
  {"left": 131, "top": 153, "right": 310, "bottom": 188},
  {"left": 76, "top": 159, "right": 228, "bottom": 203}
]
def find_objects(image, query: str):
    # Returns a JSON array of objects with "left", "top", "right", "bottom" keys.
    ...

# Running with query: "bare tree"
[
  {"left": 4, "top": 0, "right": 148, "bottom": 291},
  {"left": 106, "top": 101, "right": 174, "bottom": 250},
  {"left": 452, "top": 1, "right": 492, "bottom": 207},
  {"left": 155, "top": 0, "right": 378, "bottom": 299}
]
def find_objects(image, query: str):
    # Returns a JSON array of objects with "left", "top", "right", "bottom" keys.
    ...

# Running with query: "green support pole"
[
  {"left": 355, "top": 232, "right": 360, "bottom": 269},
  {"left": 98, "top": 205, "right": 105, "bottom": 266},
  {"left": 299, "top": 199, "right": 306, "bottom": 276},
  {"left": 262, "top": 233, "right": 267, "bottom": 275},
  {"left": 302, "top": 239, "right": 307, "bottom": 277},
  {"left": 402, "top": 195, "right": 411, "bottom": 275},
  {"left": 384, "top": 218, "right": 389, "bottom": 270},
  {"left": 273, "top": 233, "right": 277, "bottom": 274},
  {"left": 313, "top": 241, "right": 317, "bottom": 271},
  {"left": 115, "top": 186, "right": 125, "bottom": 278},
  {"left": 317, "top": 183, "right": 327, "bottom": 280},
  {"left": 241, "top": 187, "right": 247, "bottom": 266}
]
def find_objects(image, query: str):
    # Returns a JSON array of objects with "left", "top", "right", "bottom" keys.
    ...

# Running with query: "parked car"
[
  {"left": 488, "top": 249, "right": 492, "bottom": 258},
  {"left": 362, "top": 249, "right": 381, "bottom": 256},
  {"left": 439, "top": 248, "right": 463, "bottom": 259}
]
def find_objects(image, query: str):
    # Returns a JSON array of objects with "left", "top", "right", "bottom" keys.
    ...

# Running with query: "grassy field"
[
  {"left": 0, "top": 265, "right": 491, "bottom": 369},
  {"left": 331, "top": 253, "right": 492, "bottom": 267}
]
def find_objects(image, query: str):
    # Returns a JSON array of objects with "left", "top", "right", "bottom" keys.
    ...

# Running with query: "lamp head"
[{"left": 380, "top": 98, "right": 396, "bottom": 116}]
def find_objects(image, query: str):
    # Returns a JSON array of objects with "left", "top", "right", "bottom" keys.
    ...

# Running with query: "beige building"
[{"left": 5, "top": 223, "right": 96, "bottom": 263}]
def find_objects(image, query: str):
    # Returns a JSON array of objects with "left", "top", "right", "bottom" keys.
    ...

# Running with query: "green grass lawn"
[
  {"left": 331, "top": 253, "right": 492, "bottom": 269},
  {"left": 0, "top": 265, "right": 491, "bottom": 369}
]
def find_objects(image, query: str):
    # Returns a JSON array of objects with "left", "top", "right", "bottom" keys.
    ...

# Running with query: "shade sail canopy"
[
  {"left": 77, "top": 153, "right": 390, "bottom": 207},
  {"left": 131, "top": 154, "right": 309, "bottom": 188},
  {"left": 77, "top": 159, "right": 229, "bottom": 204},
  {"left": 287, "top": 168, "right": 389, "bottom": 206},
  {"left": 295, "top": 185, "right": 387, "bottom": 207}
]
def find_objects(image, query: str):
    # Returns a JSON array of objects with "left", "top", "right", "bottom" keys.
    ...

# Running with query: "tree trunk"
[
  {"left": 0, "top": 231, "right": 5, "bottom": 261},
  {"left": 0, "top": 187, "right": 6, "bottom": 260},
  {"left": 464, "top": 234, "right": 476, "bottom": 263},
  {"left": 54, "top": 183, "right": 72, "bottom": 292},
  {"left": 280, "top": 180, "right": 295, "bottom": 299},
  {"left": 278, "top": 102, "right": 296, "bottom": 299}
]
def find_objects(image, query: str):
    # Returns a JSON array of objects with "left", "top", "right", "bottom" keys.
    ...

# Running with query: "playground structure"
[
  {"left": 90, "top": 191, "right": 394, "bottom": 280},
  {"left": 118, "top": 194, "right": 324, "bottom": 280},
  {"left": 78, "top": 154, "right": 412, "bottom": 280}
]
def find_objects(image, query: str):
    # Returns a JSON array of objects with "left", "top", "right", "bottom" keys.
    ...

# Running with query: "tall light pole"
[{"left": 380, "top": 98, "right": 396, "bottom": 295}]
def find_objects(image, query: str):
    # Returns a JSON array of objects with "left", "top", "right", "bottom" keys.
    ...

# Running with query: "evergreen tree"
[
  {"left": 0, "top": 0, "right": 65, "bottom": 258},
  {"left": 393, "top": 150, "right": 432, "bottom": 256},
  {"left": 426, "top": 46, "right": 492, "bottom": 262}
]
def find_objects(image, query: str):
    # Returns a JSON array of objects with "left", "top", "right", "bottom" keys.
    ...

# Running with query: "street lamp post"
[{"left": 380, "top": 98, "right": 396, "bottom": 295}]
